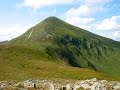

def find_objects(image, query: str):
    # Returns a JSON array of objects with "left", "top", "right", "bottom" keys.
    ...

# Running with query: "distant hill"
[{"left": 0, "top": 17, "right": 120, "bottom": 80}]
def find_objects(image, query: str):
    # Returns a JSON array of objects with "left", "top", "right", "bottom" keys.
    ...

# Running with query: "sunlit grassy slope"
[
  {"left": 0, "top": 45, "right": 119, "bottom": 81},
  {"left": 0, "top": 17, "right": 120, "bottom": 80}
]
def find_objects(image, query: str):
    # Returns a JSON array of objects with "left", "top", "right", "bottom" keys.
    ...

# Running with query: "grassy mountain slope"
[
  {"left": 0, "top": 44, "right": 119, "bottom": 81},
  {"left": 0, "top": 17, "right": 120, "bottom": 80}
]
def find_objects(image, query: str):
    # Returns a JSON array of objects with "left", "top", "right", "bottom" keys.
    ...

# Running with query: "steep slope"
[
  {"left": 11, "top": 17, "right": 120, "bottom": 47},
  {"left": 0, "top": 17, "right": 120, "bottom": 80}
]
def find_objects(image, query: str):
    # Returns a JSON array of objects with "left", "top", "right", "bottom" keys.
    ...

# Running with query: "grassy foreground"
[{"left": 0, "top": 56, "right": 119, "bottom": 81}]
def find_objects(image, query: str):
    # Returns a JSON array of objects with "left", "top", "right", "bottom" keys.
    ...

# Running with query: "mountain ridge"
[
  {"left": 0, "top": 16, "right": 120, "bottom": 80},
  {"left": 10, "top": 16, "right": 120, "bottom": 74},
  {"left": 11, "top": 17, "right": 120, "bottom": 47}
]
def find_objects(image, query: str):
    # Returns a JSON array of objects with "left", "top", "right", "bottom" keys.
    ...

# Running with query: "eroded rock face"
[{"left": 0, "top": 78, "right": 120, "bottom": 90}]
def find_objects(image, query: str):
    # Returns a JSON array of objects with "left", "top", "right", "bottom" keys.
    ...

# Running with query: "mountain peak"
[
  {"left": 45, "top": 16, "right": 60, "bottom": 21},
  {"left": 42, "top": 16, "right": 64, "bottom": 24},
  {"left": 11, "top": 16, "right": 119, "bottom": 46}
]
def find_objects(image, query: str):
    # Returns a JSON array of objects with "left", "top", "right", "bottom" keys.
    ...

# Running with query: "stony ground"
[{"left": 0, "top": 78, "right": 120, "bottom": 90}]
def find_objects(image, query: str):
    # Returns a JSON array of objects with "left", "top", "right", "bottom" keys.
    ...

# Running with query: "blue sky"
[{"left": 0, "top": 0, "right": 120, "bottom": 41}]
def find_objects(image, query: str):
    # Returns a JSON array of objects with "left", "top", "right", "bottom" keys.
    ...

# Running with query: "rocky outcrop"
[{"left": 0, "top": 78, "right": 120, "bottom": 90}]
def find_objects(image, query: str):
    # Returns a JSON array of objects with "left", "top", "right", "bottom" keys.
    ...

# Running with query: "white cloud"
[
  {"left": 101, "top": 31, "right": 120, "bottom": 41},
  {"left": 65, "top": 0, "right": 112, "bottom": 31},
  {"left": 20, "top": 0, "right": 75, "bottom": 9},
  {"left": 65, "top": 16, "right": 95, "bottom": 30},
  {"left": 114, "top": 31, "right": 120, "bottom": 41},
  {"left": 64, "top": 0, "right": 113, "bottom": 30},
  {"left": 95, "top": 16, "right": 120, "bottom": 40},
  {"left": 66, "top": 5, "right": 91, "bottom": 17},
  {"left": 64, "top": 0, "right": 120, "bottom": 41},
  {"left": 84, "top": 0, "right": 112, "bottom": 5},
  {"left": 65, "top": 0, "right": 112, "bottom": 17},
  {"left": 0, "top": 24, "right": 34, "bottom": 41},
  {"left": 65, "top": 13, "right": 120, "bottom": 41},
  {"left": 96, "top": 16, "right": 120, "bottom": 31}
]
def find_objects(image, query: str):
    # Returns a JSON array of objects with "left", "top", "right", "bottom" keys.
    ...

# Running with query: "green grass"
[
  {"left": 0, "top": 56, "right": 119, "bottom": 81},
  {"left": 0, "top": 45, "right": 120, "bottom": 81},
  {"left": 0, "top": 16, "right": 120, "bottom": 80}
]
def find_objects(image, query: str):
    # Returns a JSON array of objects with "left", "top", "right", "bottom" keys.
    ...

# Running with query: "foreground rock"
[{"left": 0, "top": 78, "right": 120, "bottom": 90}]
